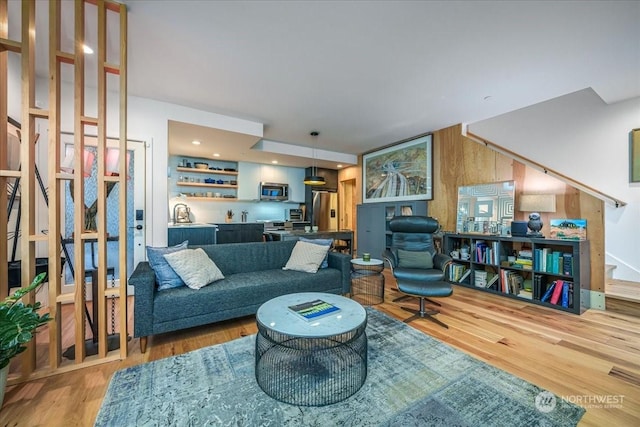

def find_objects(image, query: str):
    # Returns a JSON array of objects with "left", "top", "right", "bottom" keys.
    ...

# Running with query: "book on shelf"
[
  {"left": 485, "top": 273, "right": 500, "bottom": 289},
  {"left": 562, "top": 253, "right": 573, "bottom": 276},
  {"left": 459, "top": 269, "right": 472, "bottom": 283},
  {"left": 517, "top": 289, "right": 533, "bottom": 300},
  {"left": 540, "top": 281, "right": 556, "bottom": 303},
  {"left": 549, "top": 279, "right": 564, "bottom": 305},
  {"left": 474, "top": 270, "right": 488, "bottom": 287},
  {"left": 561, "top": 281, "right": 571, "bottom": 307},
  {"left": 288, "top": 299, "right": 340, "bottom": 321}
]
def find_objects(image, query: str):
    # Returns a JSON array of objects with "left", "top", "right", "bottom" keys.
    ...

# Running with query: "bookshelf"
[{"left": 443, "top": 233, "right": 590, "bottom": 314}]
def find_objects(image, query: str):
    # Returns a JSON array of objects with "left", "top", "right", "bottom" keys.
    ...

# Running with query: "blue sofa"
[{"left": 129, "top": 240, "right": 352, "bottom": 352}]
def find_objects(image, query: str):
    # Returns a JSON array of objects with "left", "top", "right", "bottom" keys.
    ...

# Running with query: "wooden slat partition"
[{"left": 2, "top": 0, "right": 128, "bottom": 382}]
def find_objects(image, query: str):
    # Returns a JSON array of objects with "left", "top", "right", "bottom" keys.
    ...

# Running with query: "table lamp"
[{"left": 519, "top": 194, "right": 556, "bottom": 237}]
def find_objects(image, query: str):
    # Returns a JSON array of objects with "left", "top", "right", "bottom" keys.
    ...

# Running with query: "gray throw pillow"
[
  {"left": 299, "top": 237, "right": 333, "bottom": 268},
  {"left": 397, "top": 249, "right": 434, "bottom": 269},
  {"left": 283, "top": 241, "right": 330, "bottom": 273},
  {"left": 163, "top": 248, "right": 225, "bottom": 290},
  {"left": 146, "top": 240, "right": 188, "bottom": 290}
]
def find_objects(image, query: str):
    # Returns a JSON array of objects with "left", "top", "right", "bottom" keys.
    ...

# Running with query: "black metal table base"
[{"left": 255, "top": 322, "right": 367, "bottom": 406}]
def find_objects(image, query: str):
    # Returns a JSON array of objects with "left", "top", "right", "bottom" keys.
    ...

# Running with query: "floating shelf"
[
  {"left": 176, "top": 167, "right": 238, "bottom": 176},
  {"left": 177, "top": 182, "right": 238, "bottom": 189}
]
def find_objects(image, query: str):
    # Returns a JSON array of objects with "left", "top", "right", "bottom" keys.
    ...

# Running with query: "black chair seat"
[
  {"left": 393, "top": 268, "right": 445, "bottom": 283},
  {"left": 396, "top": 279, "right": 452, "bottom": 298}
]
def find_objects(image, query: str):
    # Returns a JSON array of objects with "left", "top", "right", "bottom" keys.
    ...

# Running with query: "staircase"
[{"left": 605, "top": 264, "right": 640, "bottom": 317}]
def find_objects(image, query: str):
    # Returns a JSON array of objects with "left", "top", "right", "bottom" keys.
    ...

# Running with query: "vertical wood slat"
[
  {"left": 73, "top": 0, "right": 87, "bottom": 364},
  {"left": 0, "top": 0, "right": 9, "bottom": 300},
  {"left": 118, "top": 1, "right": 128, "bottom": 359},
  {"left": 48, "top": 0, "right": 63, "bottom": 368},
  {"left": 20, "top": 0, "right": 37, "bottom": 377},
  {"left": 96, "top": 0, "right": 107, "bottom": 358}
]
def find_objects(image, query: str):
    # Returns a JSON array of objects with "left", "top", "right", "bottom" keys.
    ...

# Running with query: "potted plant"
[
  {"left": 0, "top": 272, "right": 51, "bottom": 407},
  {"left": 226, "top": 210, "right": 234, "bottom": 223}
]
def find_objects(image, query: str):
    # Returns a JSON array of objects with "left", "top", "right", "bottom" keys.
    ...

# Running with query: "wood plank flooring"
[{"left": 1, "top": 271, "right": 639, "bottom": 426}]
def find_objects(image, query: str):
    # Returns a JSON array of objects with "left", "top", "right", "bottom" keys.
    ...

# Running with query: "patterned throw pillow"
[
  {"left": 283, "top": 240, "right": 330, "bottom": 273},
  {"left": 146, "top": 240, "right": 188, "bottom": 290},
  {"left": 163, "top": 248, "right": 225, "bottom": 290},
  {"left": 299, "top": 237, "right": 333, "bottom": 269},
  {"left": 397, "top": 249, "right": 434, "bottom": 269}
]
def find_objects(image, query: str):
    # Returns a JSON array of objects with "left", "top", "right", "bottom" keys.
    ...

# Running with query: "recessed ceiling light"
[
  {"left": 272, "top": 160, "right": 278, "bottom": 164},
  {"left": 83, "top": 44, "right": 93, "bottom": 54},
  {"left": 337, "top": 164, "right": 343, "bottom": 168},
  {"left": 191, "top": 140, "right": 201, "bottom": 145},
  {"left": 213, "top": 153, "right": 220, "bottom": 157}
]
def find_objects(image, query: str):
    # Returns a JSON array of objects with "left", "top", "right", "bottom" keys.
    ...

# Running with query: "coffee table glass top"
[{"left": 256, "top": 292, "right": 366, "bottom": 338}]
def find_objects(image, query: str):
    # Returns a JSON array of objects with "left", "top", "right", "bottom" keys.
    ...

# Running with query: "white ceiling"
[{"left": 15, "top": 1, "right": 640, "bottom": 169}]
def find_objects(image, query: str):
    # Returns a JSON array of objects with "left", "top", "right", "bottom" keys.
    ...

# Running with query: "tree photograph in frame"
[
  {"left": 631, "top": 128, "right": 640, "bottom": 183},
  {"left": 363, "top": 133, "right": 433, "bottom": 203}
]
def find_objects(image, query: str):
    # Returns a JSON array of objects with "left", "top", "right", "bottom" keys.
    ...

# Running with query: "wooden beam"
[{"left": 0, "top": 0, "right": 8, "bottom": 300}]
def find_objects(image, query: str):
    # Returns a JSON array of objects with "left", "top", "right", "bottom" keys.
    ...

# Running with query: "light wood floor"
[{"left": 2, "top": 271, "right": 639, "bottom": 426}]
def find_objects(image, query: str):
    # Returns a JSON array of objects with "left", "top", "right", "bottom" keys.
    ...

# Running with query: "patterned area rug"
[{"left": 96, "top": 308, "right": 584, "bottom": 426}]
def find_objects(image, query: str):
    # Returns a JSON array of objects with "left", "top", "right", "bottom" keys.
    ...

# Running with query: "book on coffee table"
[{"left": 288, "top": 299, "right": 340, "bottom": 321}]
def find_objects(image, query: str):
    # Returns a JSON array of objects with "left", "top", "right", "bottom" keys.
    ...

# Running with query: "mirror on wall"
[{"left": 456, "top": 181, "right": 515, "bottom": 234}]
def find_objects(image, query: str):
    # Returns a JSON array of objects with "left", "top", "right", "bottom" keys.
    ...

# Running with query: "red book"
[{"left": 550, "top": 280, "right": 564, "bottom": 305}]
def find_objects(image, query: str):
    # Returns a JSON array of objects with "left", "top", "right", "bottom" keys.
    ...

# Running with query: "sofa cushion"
[
  {"left": 146, "top": 240, "right": 188, "bottom": 290},
  {"left": 283, "top": 240, "right": 329, "bottom": 273},
  {"left": 397, "top": 249, "right": 434, "bottom": 269},
  {"left": 152, "top": 268, "right": 343, "bottom": 324},
  {"left": 299, "top": 237, "right": 333, "bottom": 268},
  {"left": 163, "top": 248, "right": 224, "bottom": 290}
]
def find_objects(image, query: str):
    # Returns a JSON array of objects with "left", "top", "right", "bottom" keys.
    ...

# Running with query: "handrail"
[{"left": 464, "top": 129, "right": 626, "bottom": 208}]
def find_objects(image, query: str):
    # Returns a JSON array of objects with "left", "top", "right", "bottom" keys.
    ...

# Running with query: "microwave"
[{"left": 260, "top": 182, "right": 289, "bottom": 201}]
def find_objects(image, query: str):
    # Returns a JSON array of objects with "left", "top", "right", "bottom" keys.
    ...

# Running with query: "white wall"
[{"left": 469, "top": 89, "right": 640, "bottom": 281}]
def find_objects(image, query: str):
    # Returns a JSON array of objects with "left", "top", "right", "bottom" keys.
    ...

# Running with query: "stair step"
[{"left": 605, "top": 279, "right": 640, "bottom": 303}]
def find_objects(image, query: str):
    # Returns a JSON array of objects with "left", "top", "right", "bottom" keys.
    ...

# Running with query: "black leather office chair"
[{"left": 382, "top": 216, "right": 453, "bottom": 328}]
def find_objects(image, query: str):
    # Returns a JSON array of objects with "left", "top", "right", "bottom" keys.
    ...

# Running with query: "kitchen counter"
[
  {"left": 265, "top": 229, "right": 353, "bottom": 255},
  {"left": 168, "top": 222, "right": 218, "bottom": 228}
]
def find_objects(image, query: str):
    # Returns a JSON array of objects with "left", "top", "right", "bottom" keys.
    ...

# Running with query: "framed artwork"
[
  {"left": 363, "top": 133, "right": 433, "bottom": 203},
  {"left": 549, "top": 219, "right": 587, "bottom": 240},
  {"left": 631, "top": 128, "right": 640, "bottom": 183}
]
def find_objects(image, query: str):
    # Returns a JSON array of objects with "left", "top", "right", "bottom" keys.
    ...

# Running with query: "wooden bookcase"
[{"left": 443, "top": 233, "right": 590, "bottom": 314}]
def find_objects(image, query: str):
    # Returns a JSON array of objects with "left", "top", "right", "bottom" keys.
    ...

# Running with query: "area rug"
[{"left": 95, "top": 308, "right": 584, "bottom": 426}]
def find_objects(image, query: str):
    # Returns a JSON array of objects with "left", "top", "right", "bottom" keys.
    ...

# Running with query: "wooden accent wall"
[{"left": 428, "top": 124, "right": 604, "bottom": 293}]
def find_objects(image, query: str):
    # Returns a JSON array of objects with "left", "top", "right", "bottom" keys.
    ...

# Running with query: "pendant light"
[{"left": 304, "top": 131, "right": 326, "bottom": 186}]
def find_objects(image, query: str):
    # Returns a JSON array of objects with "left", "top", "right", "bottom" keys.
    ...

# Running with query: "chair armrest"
[
  {"left": 433, "top": 253, "right": 453, "bottom": 272},
  {"left": 382, "top": 249, "right": 397, "bottom": 275},
  {"left": 129, "top": 262, "right": 157, "bottom": 338},
  {"left": 327, "top": 252, "right": 352, "bottom": 295}
]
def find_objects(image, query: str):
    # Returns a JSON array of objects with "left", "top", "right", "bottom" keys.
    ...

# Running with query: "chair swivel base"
[
  {"left": 392, "top": 289, "right": 441, "bottom": 306},
  {"left": 401, "top": 298, "right": 448, "bottom": 329}
]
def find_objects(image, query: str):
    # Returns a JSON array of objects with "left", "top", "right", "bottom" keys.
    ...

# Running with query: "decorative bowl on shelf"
[
  {"left": 216, "top": 179, "right": 224, "bottom": 184},
  {"left": 230, "top": 180, "right": 237, "bottom": 185},
  {"left": 204, "top": 178, "right": 215, "bottom": 184},
  {"left": 194, "top": 162, "right": 208, "bottom": 170}
]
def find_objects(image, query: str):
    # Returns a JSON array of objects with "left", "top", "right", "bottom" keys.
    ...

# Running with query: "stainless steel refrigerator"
[{"left": 310, "top": 191, "right": 338, "bottom": 231}]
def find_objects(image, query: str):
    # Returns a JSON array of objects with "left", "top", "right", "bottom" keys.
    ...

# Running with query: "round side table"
[{"left": 350, "top": 258, "right": 384, "bottom": 305}]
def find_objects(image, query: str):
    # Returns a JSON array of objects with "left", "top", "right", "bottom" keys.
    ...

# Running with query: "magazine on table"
[{"left": 288, "top": 299, "right": 340, "bottom": 320}]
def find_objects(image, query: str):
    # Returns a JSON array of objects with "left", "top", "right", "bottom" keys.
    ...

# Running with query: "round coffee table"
[
  {"left": 350, "top": 258, "right": 385, "bottom": 305},
  {"left": 255, "top": 292, "right": 367, "bottom": 406}
]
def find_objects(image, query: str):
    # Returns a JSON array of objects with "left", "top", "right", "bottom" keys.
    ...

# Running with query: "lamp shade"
[
  {"left": 519, "top": 194, "right": 556, "bottom": 213},
  {"left": 303, "top": 175, "right": 326, "bottom": 185}
]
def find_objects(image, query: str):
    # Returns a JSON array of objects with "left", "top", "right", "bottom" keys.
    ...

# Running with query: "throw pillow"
[
  {"left": 163, "top": 248, "right": 225, "bottom": 290},
  {"left": 299, "top": 237, "right": 333, "bottom": 269},
  {"left": 146, "top": 240, "right": 189, "bottom": 290},
  {"left": 397, "top": 249, "right": 434, "bottom": 269},
  {"left": 283, "top": 240, "right": 330, "bottom": 273}
]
